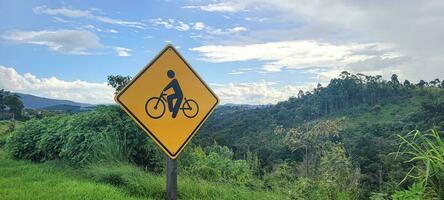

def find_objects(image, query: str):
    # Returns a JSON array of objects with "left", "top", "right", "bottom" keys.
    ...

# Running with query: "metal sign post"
[{"left": 166, "top": 156, "right": 177, "bottom": 200}]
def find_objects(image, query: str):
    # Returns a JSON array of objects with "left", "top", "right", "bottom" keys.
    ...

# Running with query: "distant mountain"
[
  {"left": 16, "top": 93, "right": 92, "bottom": 109},
  {"left": 222, "top": 103, "right": 272, "bottom": 109},
  {"left": 41, "top": 104, "right": 96, "bottom": 112}
]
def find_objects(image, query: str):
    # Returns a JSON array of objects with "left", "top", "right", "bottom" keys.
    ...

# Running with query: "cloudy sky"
[{"left": 1, "top": 0, "right": 443, "bottom": 104}]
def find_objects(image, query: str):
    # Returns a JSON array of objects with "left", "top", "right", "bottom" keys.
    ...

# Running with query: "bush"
[
  {"left": 391, "top": 182, "right": 424, "bottom": 200},
  {"left": 7, "top": 118, "right": 47, "bottom": 161},
  {"left": 0, "top": 120, "right": 18, "bottom": 147},
  {"left": 184, "top": 144, "right": 255, "bottom": 185},
  {"left": 263, "top": 162, "right": 295, "bottom": 190},
  {"left": 6, "top": 106, "right": 164, "bottom": 169}
]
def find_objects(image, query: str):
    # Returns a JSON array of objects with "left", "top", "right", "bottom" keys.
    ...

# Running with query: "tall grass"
[
  {"left": 0, "top": 149, "right": 286, "bottom": 200},
  {"left": 396, "top": 129, "right": 444, "bottom": 198}
]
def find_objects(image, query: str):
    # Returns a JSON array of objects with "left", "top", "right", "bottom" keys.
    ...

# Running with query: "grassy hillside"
[
  {"left": 2, "top": 73, "right": 443, "bottom": 199},
  {"left": 0, "top": 149, "right": 285, "bottom": 200}
]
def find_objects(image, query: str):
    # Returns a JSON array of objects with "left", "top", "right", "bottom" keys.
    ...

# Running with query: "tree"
[
  {"left": 417, "top": 80, "right": 428, "bottom": 88},
  {"left": 390, "top": 74, "right": 400, "bottom": 88},
  {"left": 403, "top": 80, "right": 413, "bottom": 88},
  {"left": 3, "top": 93, "right": 23, "bottom": 120},
  {"left": 298, "top": 90, "right": 305, "bottom": 98},
  {"left": 429, "top": 78, "right": 441, "bottom": 87},
  {"left": 275, "top": 118, "right": 345, "bottom": 178},
  {"left": 318, "top": 144, "right": 361, "bottom": 199},
  {"left": 107, "top": 75, "right": 131, "bottom": 93},
  {"left": 0, "top": 89, "right": 6, "bottom": 112}
]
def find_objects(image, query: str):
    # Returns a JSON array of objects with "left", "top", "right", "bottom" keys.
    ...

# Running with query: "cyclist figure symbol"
[
  {"left": 145, "top": 70, "right": 199, "bottom": 119},
  {"left": 164, "top": 70, "right": 182, "bottom": 118}
]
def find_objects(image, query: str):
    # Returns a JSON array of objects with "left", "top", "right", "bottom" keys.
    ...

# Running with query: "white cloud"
[
  {"left": 244, "top": 17, "right": 269, "bottom": 22},
  {"left": 212, "top": 80, "right": 315, "bottom": 104},
  {"left": 52, "top": 17, "right": 73, "bottom": 23},
  {"left": 207, "top": 26, "right": 247, "bottom": 35},
  {"left": 191, "top": 40, "right": 403, "bottom": 74},
  {"left": 3, "top": 29, "right": 130, "bottom": 57},
  {"left": 176, "top": 21, "right": 190, "bottom": 31},
  {"left": 193, "top": 22, "right": 206, "bottom": 30},
  {"left": 114, "top": 47, "right": 131, "bottom": 57},
  {"left": 2, "top": 29, "right": 103, "bottom": 55},
  {"left": 227, "top": 71, "right": 245, "bottom": 75},
  {"left": 80, "top": 24, "right": 104, "bottom": 32},
  {"left": 183, "top": 2, "right": 247, "bottom": 13},
  {"left": 150, "top": 18, "right": 247, "bottom": 35},
  {"left": 151, "top": 18, "right": 175, "bottom": 29},
  {"left": 150, "top": 18, "right": 191, "bottom": 31},
  {"left": 0, "top": 66, "right": 114, "bottom": 104},
  {"left": 227, "top": 67, "right": 254, "bottom": 75},
  {"left": 33, "top": 5, "right": 146, "bottom": 29},
  {"left": 185, "top": 0, "right": 444, "bottom": 81},
  {"left": 105, "top": 29, "right": 118, "bottom": 33}
]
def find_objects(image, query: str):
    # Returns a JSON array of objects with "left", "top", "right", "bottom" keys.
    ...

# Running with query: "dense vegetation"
[
  {"left": 1, "top": 72, "right": 443, "bottom": 199},
  {"left": 0, "top": 89, "right": 24, "bottom": 120}
]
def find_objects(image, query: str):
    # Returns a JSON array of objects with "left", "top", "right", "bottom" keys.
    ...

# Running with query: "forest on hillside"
[{"left": 1, "top": 71, "right": 443, "bottom": 199}]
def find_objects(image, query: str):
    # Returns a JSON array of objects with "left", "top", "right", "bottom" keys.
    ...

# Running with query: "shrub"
[
  {"left": 7, "top": 119, "right": 47, "bottom": 161},
  {"left": 391, "top": 182, "right": 424, "bottom": 200},
  {"left": 185, "top": 144, "right": 255, "bottom": 185},
  {"left": 6, "top": 106, "right": 164, "bottom": 169},
  {"left": 0, "top": 120, "right": 17, "bottom": 147},
  {"left": 263, "top": 162, "right": 295, "bottom": 190}
]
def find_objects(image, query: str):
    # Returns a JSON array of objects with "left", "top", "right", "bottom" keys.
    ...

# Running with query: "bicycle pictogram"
[{"left": 145, "top": 70, "right": 199, "bottom": 119}]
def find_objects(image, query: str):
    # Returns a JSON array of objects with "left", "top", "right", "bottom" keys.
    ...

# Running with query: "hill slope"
[{"left": 196, "top": 86, "right": 444, "bottom": 196}]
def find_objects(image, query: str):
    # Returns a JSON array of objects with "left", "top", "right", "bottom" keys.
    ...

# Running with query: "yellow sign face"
[{"left": 115, "top": 45, "right": 219, "bottom": 159}]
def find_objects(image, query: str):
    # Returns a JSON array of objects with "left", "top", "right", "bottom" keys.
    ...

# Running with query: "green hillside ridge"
[{"left": 1, "top": 72, "right": 443, "bottom": 199}]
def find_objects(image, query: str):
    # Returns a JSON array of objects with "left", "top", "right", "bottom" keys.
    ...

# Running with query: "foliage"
[
  {"left": 196, "top": 72, "right": 443, "bottom": 174},
  {"left": 391, "top": 182, "right": 424, "bottom": 200},
  {"left": 396, "top": 129, "right": 444, "bottom": 198},
  {"left": 184, "top": 145, "right": 256, "bottom": 186},
  {"left": 317, "top": 144, "right": 361, "bottom": 199},
  {"left": 275, "top": 118, "right": 345, "bottom": 178},
  {"left": 369, "top": 192, "right": 388, "bottom": 200},
  {"left": 3, "top": 71, "right": 444, "bottom": 199},
  {"left": 263, "top": 162, "right": 295, "bottom": 190},
  {"left": 6, "top": 106, "right": 164, "bottom": 169},
  {"left": 0, "top": 120, "right": 20, "bottom": 147},
  {"left": 0, "top": 89, "right": 24, "bottom": 120},
  {"left": 107, "top": 75, "right": 131, "bottom": 93}
]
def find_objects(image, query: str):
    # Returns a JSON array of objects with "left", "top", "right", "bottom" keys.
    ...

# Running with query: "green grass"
[
  {"left": 0, "top": 150, "right": 145, "bottom": 200},
  {"left": 0, "top": 120, "right": 22, "bottom": 147},
  {"left": 0, "top": 149, "right": 286, "bottom": 200}
]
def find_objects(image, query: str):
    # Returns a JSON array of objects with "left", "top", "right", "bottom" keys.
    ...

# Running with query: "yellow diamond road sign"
[{"left": 115, "top": 45, "right": 219, "bottom": 159}]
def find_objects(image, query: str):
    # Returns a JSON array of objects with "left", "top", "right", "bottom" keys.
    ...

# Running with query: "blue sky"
[{"left": 1, "top": 1, "right": 443, "bottom": 104}]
